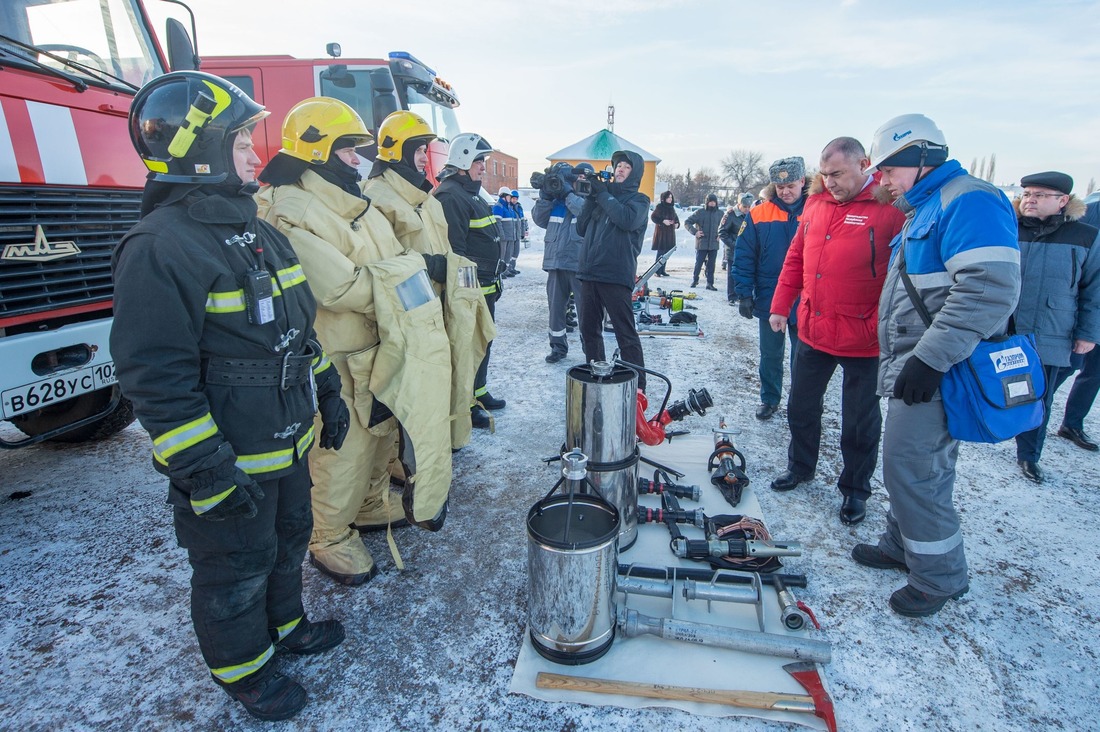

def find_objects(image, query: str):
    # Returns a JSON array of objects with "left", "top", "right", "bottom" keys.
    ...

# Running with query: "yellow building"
[{"left": 547, "top": 130, "right": 660, "bottom": 200}]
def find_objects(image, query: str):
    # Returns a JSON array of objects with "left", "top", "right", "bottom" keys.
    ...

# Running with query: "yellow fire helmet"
[
  {"left": 280, "top": 97, "right": 374, "bottom": 164},
  {"left": 376, "top": 110, "right": 436, "bottom": 163}
]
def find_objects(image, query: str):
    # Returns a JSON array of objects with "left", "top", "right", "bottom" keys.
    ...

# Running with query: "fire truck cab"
[
  {"left": 202, "top": 49, "right": 461, "bottom": 183},
  {"left": 0, "top": 0, "right": 195, "bottom": 447}
]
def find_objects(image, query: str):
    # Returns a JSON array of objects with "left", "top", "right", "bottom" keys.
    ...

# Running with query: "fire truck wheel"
[{"left": 12, "top": 389, "right": 135, "bottom": 444}]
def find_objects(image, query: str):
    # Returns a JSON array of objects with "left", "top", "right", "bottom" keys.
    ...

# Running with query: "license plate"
[{"left": 2, "top": 362, "right": 117, "bottom": 419}]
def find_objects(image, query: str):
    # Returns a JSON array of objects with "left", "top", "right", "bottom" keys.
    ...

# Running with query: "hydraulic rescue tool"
[
  {"left": 636, "top": 387, "right": 713, "bottom": 446},
  {"left": 708, "top": 420, "right": 750, "bottom": 506},
  {"left": 637, "top": 473, "right": 701, "bottom": 501}
]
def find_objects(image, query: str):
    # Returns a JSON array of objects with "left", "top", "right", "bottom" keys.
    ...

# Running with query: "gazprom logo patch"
[
  {"left": 892, "top": 130, "right": 913, "bottom": 142},
  {"left": 989, "top": 346, "right": 1028, "bottom": 373}
]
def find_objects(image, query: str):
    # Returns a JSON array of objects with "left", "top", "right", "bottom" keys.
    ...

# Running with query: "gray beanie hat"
[
  {"left": 769, "top": 157, "right": 805, "bottom": 184},
  {"left": 739, "top": 192, "right": 755, "bottom": 205}
]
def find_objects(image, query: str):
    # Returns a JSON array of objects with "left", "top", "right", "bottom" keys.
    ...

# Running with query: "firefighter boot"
[
  {"left": 274, "top": 616, "right": 346, "bottom": 656},
  {"left": 351, "top": 487, "right": 408, "bottom": 533},
  {"left": 308, "top": 528, "right": 378, "bottom": 586},
  {"left": 221, "top": 662, "right": 308, "bottom": 722}
]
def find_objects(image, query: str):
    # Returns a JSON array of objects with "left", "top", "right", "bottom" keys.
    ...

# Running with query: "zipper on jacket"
[
  {"left": 1072, "top": 247, "right": 1079, "bottom": 285},
  {"left": 869, "top": 228, "right": 877, "bottom": 278}
]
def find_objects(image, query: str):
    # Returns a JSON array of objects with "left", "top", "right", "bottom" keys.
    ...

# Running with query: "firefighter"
[
  {"left": 256, "top": 98, "right": 448, "bottom": 584},
  {"left": 433, "top": 132, "right": 505, "bottom": 430},
  {"left": 112, "top": 71, "right": 349, "bottom": 721},
  {"left": 364, "top": 111, "right": 495, "bottom": 450}
]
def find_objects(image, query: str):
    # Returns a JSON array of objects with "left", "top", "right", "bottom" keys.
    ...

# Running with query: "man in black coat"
[
  {"left": 685, "top": 192, "right": 723, "bottom": 290},
  {"left": 576, "top": 150, "right": 651, "bottom": 389}
]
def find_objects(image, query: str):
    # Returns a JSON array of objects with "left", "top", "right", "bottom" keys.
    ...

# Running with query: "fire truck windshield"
[
  {"left": 0, "top": 0, "right": 164, "bottom": 91},
  {"left": 402, "top": 84, "right": 461, "bottom": 141}
]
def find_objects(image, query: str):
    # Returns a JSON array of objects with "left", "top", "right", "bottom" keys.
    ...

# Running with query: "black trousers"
[
  {"left": 693, "top": 249, "right": 718, "bottom": 285},
  {"left": 579, "top": 279, "right": 646, "bottom": 390},
  {"left": 474, "top": 288, "right": 499, "bottom": 397},
  {"left": 174, "top": 462, "right": 312, "bottom": 685},
  {"left": 786, "top": 345, "right": 881, "bottom": 500}
]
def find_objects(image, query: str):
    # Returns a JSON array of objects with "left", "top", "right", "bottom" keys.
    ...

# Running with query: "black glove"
[
  {"left": 893, "top": 356, "right": 944, "bottom": 405},
  {"left": 173, "top": 453, "right": 264, "bottom": 521},
  {"left": 588, "top": 177, "right": 608, "bottom": 197},
  {"left": 421, "top": 253, "right": 448, "bottom": 284},
  {"left": 318, "top": 393, "right": 350, "bottom": 450},
  {"left": 738, "top": 298, "right": 754, "bottom": 319}
]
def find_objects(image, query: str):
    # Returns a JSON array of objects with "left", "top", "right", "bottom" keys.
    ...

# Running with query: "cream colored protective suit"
[
  {"left": 366, "top": 167, "right": 495, "bottom": 449},
  {"left": 258, "top": 169, "right": 409, "bottom": 579}
]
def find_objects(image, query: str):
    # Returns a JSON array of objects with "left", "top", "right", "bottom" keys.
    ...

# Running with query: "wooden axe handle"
[{"left": 535, "top": 672, "right": 817, "bottom": 713}]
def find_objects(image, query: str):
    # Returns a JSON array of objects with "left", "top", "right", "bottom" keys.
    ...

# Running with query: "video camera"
[
  {"left": 573, "top": 168, "right": 611, "bottom": 197},
  {"left": 530, "top": 162, "right": 611, "bottom": 199}
]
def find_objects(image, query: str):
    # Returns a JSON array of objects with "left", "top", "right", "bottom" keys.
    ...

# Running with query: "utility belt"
[{"left": 203, "top": 343, "right": 317, "bottom": 390}]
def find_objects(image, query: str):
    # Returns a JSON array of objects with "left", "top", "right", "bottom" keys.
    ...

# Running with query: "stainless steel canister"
[
  {"left": 527, "top": 491, "right": 620, "bottom": 664},
  {"left": 565, "top": 361, "right": 639, "bottom": 550}
]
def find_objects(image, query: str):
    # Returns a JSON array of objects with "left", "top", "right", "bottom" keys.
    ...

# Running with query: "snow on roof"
[{"left": 547, "top": 129, "right": 661, "bottom": 164}]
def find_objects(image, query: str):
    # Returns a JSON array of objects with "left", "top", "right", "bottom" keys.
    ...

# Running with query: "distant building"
[
  {"left": 547, "top": 129, "right": 661, "bottom": 200},
  {"left": 483, "top": 150, "right": 519, "bottom": 196}
]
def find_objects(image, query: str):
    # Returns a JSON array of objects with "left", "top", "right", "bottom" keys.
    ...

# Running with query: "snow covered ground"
[{"left": 2, "top": 221, "right": 1099, "bottom": 731}]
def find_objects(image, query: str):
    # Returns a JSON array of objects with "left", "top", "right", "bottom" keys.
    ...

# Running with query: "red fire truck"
[
  {"left": 202, "top": 48, "right": 461, "bottom": 183},
  {"left": 0, "top": 0, "right": 197, "bottom": 447}
]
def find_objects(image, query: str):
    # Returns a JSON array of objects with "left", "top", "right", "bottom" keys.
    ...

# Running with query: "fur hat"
[
  {"left": 769, "top": 157, "right": 805, "bottom": 184},
  {"left": 739, "top": 192, "right": 755, "bottom": 205},
  {"left": 1020, "top": 171, "right": 1073, "bottom": 195}
]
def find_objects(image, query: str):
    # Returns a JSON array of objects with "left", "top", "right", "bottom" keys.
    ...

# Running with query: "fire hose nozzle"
[{"left": 560, "top": 448, "right": 588, "bottom": 481}]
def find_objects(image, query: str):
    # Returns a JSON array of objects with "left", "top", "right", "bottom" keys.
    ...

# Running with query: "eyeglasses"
[{"left": 1020, "top": 191, "right": 1065, "bottom": 200}]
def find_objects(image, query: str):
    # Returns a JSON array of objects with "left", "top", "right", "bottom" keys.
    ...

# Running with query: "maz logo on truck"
[{"left": 2, "top": 226, "right": 81, "bottom": 262}]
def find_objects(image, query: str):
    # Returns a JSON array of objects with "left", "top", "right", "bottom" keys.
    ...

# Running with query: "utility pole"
[{"left": 608, "top": 104, "right": 615, "bottom": 132}]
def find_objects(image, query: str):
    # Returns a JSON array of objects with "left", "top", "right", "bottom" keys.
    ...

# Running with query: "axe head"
[{"left": 783, "top": 662, "right": 836, "bottom": 732}]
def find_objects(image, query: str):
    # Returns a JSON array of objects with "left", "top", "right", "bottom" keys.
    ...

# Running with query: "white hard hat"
[
  {"left": 498, "top": 186, "right": 510, "bottom": 196},
  {"left": 446, "top": 132, "right": 493, "bottom": 171},
  {"left": 865, "top": 114, "right": 948, "bottom": 173}
]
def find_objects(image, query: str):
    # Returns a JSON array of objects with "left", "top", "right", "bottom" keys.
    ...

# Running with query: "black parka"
[
  {"left": 576, "top": 151, "right": 651, "bottom": 288},
  {"left": 433, "top": 170, "right": 502, "bottom": 284}
]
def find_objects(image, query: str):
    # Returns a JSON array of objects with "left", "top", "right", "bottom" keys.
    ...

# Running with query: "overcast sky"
[{"left": 148, "top": 0, "right": 1100, "bottom": 191}]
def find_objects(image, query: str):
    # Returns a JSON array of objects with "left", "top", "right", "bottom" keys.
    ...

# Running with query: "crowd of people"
[{"left": 108, "top": 68, "right": 1098, "bottom": 720}]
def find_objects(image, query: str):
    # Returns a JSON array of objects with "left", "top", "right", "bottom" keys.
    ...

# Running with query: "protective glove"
[
  {"left": 738, "top": 298, "right": 755, "bottom": 319},
  {"left": 588, "top": 177, "right": 608, "bottom": 197},
  {"left": 173, "top": 453, "right": 264, "bottom": 521},
  {"left": 893, "top": 355, "right": 944, "bottom": 405},
  {"left": 421, "top": 253, "right": 448, "bottom": 284},
  {"left": 318, "top": 392, "right": 351, "bottom": 450}
]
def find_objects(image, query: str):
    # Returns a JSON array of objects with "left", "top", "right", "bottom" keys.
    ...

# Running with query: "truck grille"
[{"left": 0, "top": 186, "right": 142, "bottom": 321}]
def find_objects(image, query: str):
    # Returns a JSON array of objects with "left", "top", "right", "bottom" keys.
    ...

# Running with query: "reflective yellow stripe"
[
  {"left": 210, "top": 645, "right": 274, "bottom": 684},
  {"left": 296, "top": 425, "right": 315, "bottom": 458},
  {"left": 469, "top": 216, "right": 495, "bottom": 229},
  {"left": 205, "top": 290, "right": 247, "bottom": 313},
  {"left": 277, "top": 264, "right": 307, "bottom": 290},
  {"left": 273, "top": 616, "right": 302, "bottom": 642},
  {"left": 236, "top": 448, "right": 294, "bottom": 475},
  {"left": 190, "top": 485, "right": 236, "bottom": 515},
  {"left": 312, "top": 353, "right": 332, "bottom": 375},
  {"left": 480, "top": 283, "right": 498, "bottom": 295},
  {"left": 474, "top": 385, "right": 488, "bottom": 398},
  {"left": 152, "top": 414, "right": 219, "bottom": 464}
]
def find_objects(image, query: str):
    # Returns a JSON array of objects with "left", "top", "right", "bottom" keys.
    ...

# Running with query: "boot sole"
[{"left": 308, "top": 554, "right": 378, "bottom": 586}]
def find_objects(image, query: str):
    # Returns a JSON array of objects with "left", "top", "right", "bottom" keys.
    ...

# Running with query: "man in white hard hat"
[{"left": 851, "top": 114, "right": 1020, "bottom": 618}]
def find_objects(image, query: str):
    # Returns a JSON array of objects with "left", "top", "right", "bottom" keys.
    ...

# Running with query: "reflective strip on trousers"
[
  {"left": 153, "top": 413, "right": 219, "bottom": 464},
  {"left": 272, "top": 615, "right": 302, "bottom": 642},
  {"left": 549, "top": 328, "right": 566, "bottom": 337},
  {"left": 481, "top": 283, "right": 498, "bottom": 295},
  {"left": 902, "top": 528, "right": 963, "bottom": 556},
  {"left": 210, "top": 645, "right": 274, "bottom": 684}
]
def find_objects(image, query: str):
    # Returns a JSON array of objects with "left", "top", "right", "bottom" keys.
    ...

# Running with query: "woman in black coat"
[{"left": 650, "top": 190, "right": 679, "bottom": 276}]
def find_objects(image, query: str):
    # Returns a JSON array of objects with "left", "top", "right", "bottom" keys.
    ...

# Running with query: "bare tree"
[
  {"left": 720, "top": 149, "right": 768, "bottom": 197},
  {"left": 1088, "top": 178, "right": 1096, "bottom": 195},
  {"left": 986, "top": 153, "right": 996, "bottom": 183}
]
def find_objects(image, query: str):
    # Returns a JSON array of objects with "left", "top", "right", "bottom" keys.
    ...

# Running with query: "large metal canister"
[
  {"left": 565, "top": 361, "right": 639, "bottom": 550},
  {"left": 527, "top": 490, "right": 620, "bottom": 664}
]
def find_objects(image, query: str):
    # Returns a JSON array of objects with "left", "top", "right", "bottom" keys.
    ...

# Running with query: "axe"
[{"left": 536, "top": 662, "right": 836, "bottom": 732}]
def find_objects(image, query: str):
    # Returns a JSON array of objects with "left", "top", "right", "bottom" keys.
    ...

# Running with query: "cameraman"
[
  {"left": 576, "top": 150, "right": 651, "bottom": 390},
  {"left": 533, "top": 162, "right": 591, "bottom": 363}
]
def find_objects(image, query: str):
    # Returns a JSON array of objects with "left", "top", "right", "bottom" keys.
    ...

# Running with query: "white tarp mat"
[{"left": 509, "top": 432, "right": 831, "bottom": 730}]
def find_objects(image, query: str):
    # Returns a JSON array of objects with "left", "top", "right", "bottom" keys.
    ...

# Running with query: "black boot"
[
  {"left": 470, "top": 406, "right": 491, "bottom": 430},
  {"left": 479, "top": 392, "right": 506, "bottom": 410},
  {"left": 222, "top": 664, "right": 308, "bottom": 722},
  {"left": 275, "top": 617, "right": 345, "bottom": 656}
]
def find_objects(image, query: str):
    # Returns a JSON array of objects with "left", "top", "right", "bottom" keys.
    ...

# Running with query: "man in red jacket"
[{"left": 767, "top": 137, "right": 904, "bottom": 525}]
